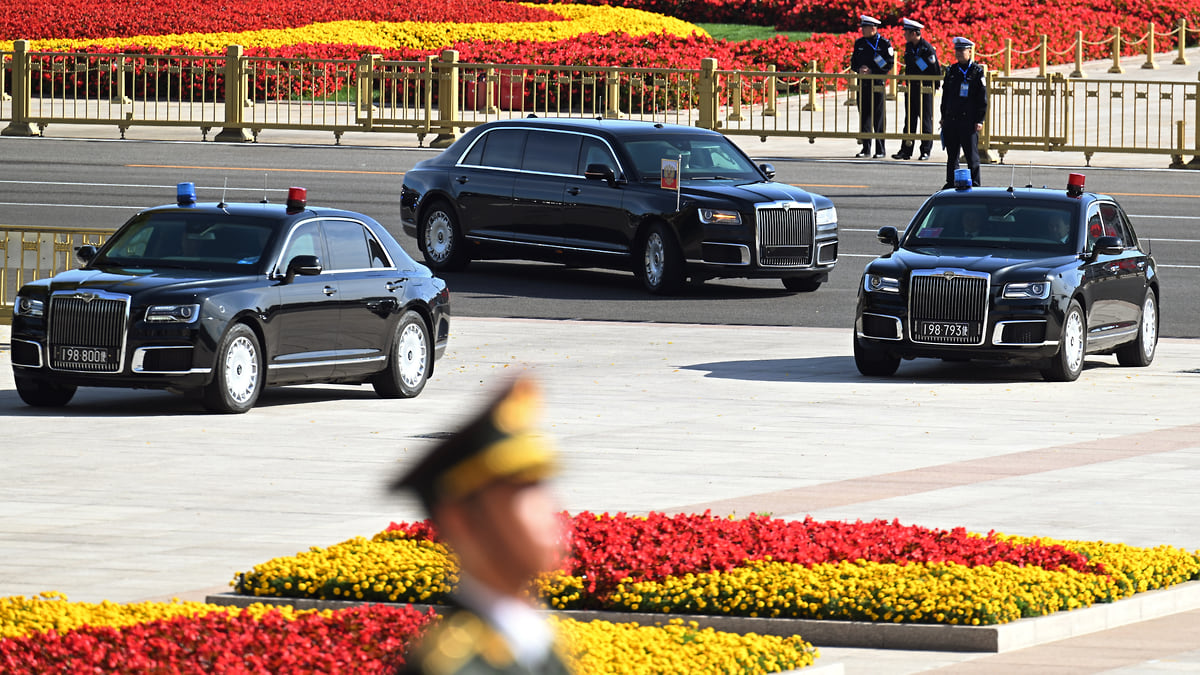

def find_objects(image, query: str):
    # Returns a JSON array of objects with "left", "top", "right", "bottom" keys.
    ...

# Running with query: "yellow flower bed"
[
  {"left": 552, "top": 616, "right": 818, "bottom": 673},
  {"left": 0, "top": 591, "right": 319, "bottom": 640},
  {"left": 22, "top": 4, "right": 707, "bottom": 53}
]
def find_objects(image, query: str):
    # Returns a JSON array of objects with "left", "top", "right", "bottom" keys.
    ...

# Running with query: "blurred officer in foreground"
[
  {"left": 892, "top": 18, "right": 939, "bottom": 161},
  {"left": 390, "top": 376, "right": 572, "bottom": 675},
  {"left": 940, "top": 36, "right": 988, "bottom": 188},
  {"left": 850, "top": 15, "right": 894, "bottom": 158}
]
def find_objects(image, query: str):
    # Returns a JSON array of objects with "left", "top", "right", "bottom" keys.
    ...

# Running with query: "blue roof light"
[
  {"left": 177, "top": 182, "right": 197, "bottom": 207},
  {"left": 953, "top": 168, "right": 972, "bottom": 191}
]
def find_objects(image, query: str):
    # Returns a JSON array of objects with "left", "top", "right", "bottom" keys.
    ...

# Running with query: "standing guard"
[
  {"left": 850, "top": 15, "right": 894, "bottom": 158},
  {"left": 940, "top": 36, "right": 988, "bottom": 188},
  {"left": 893, "top": 18, "right": 939, "bottom": 160}
]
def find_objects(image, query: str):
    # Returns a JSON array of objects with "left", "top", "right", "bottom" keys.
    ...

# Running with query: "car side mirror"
[
  {"left": 584, "top": 163, "right": 617, "bottom": 186},
  {"left": 1092, "top": 235, "right": 1123, "bottom": 256},
  {"left": 283, "top": 254, "right": 322, "bottom": 283},
  {"left": 877, "top": 226, "right": 900, "bottom": 251},
  {"left": 758, "top": 162, "right": 776, "bottom": 181},
  {"left": 76, "top": 245, "right": 98, "bottom": 265}
]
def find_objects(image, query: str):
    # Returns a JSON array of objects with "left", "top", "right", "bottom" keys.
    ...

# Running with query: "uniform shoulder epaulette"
[{"left": 416, "top": 611, "right": 515, "bottom": 675}]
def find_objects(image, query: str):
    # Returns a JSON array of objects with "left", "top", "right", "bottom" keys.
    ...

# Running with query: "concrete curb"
[{"left": 205, "top": 578, "right": 1200, "bottom": 654}]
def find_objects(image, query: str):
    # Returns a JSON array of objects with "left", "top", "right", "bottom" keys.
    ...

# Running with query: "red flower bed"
[
  {"left": 0, "top": 0, "right": 562, "bottom": 42},
  {"left": 0, "top": 604, "right": 433, "bottom": 674},
  {"left": 389, "top": 512, "right": 1098, "bottom": 597}
]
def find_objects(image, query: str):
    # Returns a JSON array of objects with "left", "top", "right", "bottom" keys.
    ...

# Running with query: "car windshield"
[
  {"left": 94, "top": 212, "right": 279, "bottom": 273},
  {"left": 903, "top": 198, "right": 1078, "bottom": 255},
  {"left": 622, "top": 134, "right": 762, "bottom": 182}
]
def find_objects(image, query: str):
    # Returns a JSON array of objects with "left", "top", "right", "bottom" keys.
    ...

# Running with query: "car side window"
[
  {"left": 280, "top": 222, "right": 325, "bottom": 272},
  {"left": 322, "top": 220, "right": 372, "bottom": 271},
  {"left": 1084, "top": 205, "right": 1103, "bottom": 252},
  {"left": 366, "top": 229, "right": 392, "bottom": 268},
  {"left": 1099, "top": 202, "right": 1129, "bottom": 246},
  {"left": 479, "top": 129, "right": 528, "bottom": 170},
  {"left": 522, "top": 131, "right": 581, "bottom": 175},
  {"left": 579, "top": 137, "right": 618, "bottom": 176}
]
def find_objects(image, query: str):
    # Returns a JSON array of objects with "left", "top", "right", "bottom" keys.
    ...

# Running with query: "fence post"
[
  {"left": 215, "top": 45, "right": 252, "bottom": 142},
  {"left": 1070, "top": 31, "right": 1085, "bottom": 78},
  {"left": 727, "top": 72, "right": 744, "bottom": 121},
  {"left": 1, "top": 40, "right": 39, "bottom": 137},
  {"left": 801, "top": 61, "right": 820, "bottom": 112},
  {"left": 886, "top": 57, "right": 898, "bottom": 101},
  {"left": 763, "top": 64, "right": 776, "bottom": 117},
  {"left": 1004, "top": 38, "right": 1013, "bottom": 76},
  {"left": 698, "top": 58, "right": 718, "bottom": 129},
  {"left": 1038, "top": 35, "right": 1048, "bottom": 77},
  {"left": 1109, "top": 27, "right": 1124, "bottom": 74},
  {"left": 1143, "top": 22, "right": 1158, "bottom": 69},
  {"left": 604, "top": 68, "right": 622, "bottom": 119},
  {"left": 356, "top": 54, "right": 377, "bottom": 123},
  {"left": 110, "top": 56, "right": 131, "bottom": 104},
  {"left": 1174, "top": 19, "right": 1189, "bottom": 65},
  {"left": 430, "top": 49, "right": 460, "bottom": 148}
]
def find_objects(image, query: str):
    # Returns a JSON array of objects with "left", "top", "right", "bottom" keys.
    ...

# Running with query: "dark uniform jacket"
[
  {"left": 940, "top": 61, "right": 988, "bottom": 124},
  {"left": 903, "top": 38, "right": 940, "bottom": 82},
  {"left": 851, "top": 34, "right": 895, "bottom": 76},
  {"left": 398, "top": 606, "right": 573, "bottom": 675}
]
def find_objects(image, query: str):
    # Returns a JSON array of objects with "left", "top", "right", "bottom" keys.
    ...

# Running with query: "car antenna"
[
  {"left": 260, "top": 173, "right": 270, "bottom": 204},
  {"left": 1025, "top": 161, "right": 1034, "bottom": 188},
  {"left": 1007, "top": 165, "right": 1015, "bottom": 192},
  {"left": 218, "top": 177, "right": 229, "bottom": 209}
]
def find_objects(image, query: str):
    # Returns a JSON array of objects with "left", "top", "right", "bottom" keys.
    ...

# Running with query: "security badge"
[{"left": 960, "top": 81, "right": 970, "bottom": 97}]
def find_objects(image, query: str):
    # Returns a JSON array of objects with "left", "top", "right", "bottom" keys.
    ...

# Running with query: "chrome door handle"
[
  {"left": 567, "top": 187, "right": 581, "bottom": 196},
  {"left": 323, "top": 286, "right": 337, "bottom": 296},
  {"left": 385, "top": 279, "right": 408, "bottom": 292},
  {"left": 456, "top": 175, "right": 469, "bottom": 184}
]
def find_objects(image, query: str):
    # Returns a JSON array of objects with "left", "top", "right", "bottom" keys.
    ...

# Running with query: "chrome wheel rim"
[
  {"left": 1142, "top": 295, "right": 1158, "bottom": 359},
  {"left": 644, "top": 232, "right": 665, "bottom": 287},
  {"left": 1063, "top": 309, "right": 1085, "bottom": 375},
  {"left": 424, "top": 211, "right": 453, "bottom": 263},
  {"left": 397, "top": 323, "right": 428, "bottom": 389},
  {"left": 224, "top": 336, "right": 258, "bottom": 404}
]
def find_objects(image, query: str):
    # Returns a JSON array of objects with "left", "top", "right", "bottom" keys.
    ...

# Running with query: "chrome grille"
[
  {"left": 48, "top": 293, "right": 129, "bottom": 372},
  {"left": 756, "top": 206, "right": 814, "bottom": 266},
  {"left": 908, "top": 271, "right": 989, "bottom": 345}
]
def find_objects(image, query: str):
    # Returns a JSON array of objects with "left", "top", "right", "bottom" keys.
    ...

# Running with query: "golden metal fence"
[{"left": 1, "top": 226, "right": 110, "bottom": 323}]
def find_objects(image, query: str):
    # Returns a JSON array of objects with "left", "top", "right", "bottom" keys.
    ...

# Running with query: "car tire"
[
  {"left": 372, "top": 310, "right": 432, "bottom": 399},
  {"left": 638, "top": 223, "right": 685, "bottom": 295},
  {"left": 1042, "top": 299, "right": 1086, "bottom": 382},
  {"left": 203, "top": 323, "right": 263, "bottom": 414},
  {"left": 419, "top": 200, "right": 470, "bottom": 272},
  {"left": 854, "top": 333, "right": 900, "bottom": 376},
  {"left": 782, "top": 276, "right": 822, "bottom": 292},
  {"left": 15, "top": 377, "right": 76, "bottom": 407},
  {"left": 1116, "top": 289, "right": 1158, "bottom": 367}
]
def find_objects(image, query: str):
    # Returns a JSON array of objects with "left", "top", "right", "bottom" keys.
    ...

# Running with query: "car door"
[
  {"left": 453, "top": 127, "right": 525, "bottom": 240},
  {"left": 267, "top": 220, "right": 337, "bottom": 381},
  {"left": 320, "top": 218, "right": 402, "bottom": 379},
  {"left": 1098, "top": 201, "right": 1149, "bottom": 335},
  {"left": 560, "top": 135, "right": 631, "bottom": 254},
  {"left": 1080, "top": 202, "right": 1130, "bottom": 339},
  {"left": 508, "top": 129, "right": 580, "bottom": 247}
]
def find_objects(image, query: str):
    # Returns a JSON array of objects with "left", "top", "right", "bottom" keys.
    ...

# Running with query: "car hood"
[
  {"left": 878, "top": 247, "right": 1074, "bottom": 277},
  {"left": 43, "top": 267, "right": 252, "bottom": 297},
  {"left": 682, "top": 181, "right": 820, "bottom": 205}
]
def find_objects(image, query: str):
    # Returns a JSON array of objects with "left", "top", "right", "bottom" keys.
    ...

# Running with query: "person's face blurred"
[
  {"left": 955, "top": 47, "right": 973, "bottom": 64},
  {"left": 861, "top": 25, "right": 877, "bottom": 38},
  {"left": 963, "top": 212, "right": 983, "bottom": 233},
  {"left": 1052, "top": 218, "right": 1069, "bottom": 240},
  {"left": 904, "top": 29, "right": 920, "bottom": 44}
]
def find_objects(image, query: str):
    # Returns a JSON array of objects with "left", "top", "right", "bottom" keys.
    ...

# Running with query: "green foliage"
[{"left": 699, "top": 23, "right": 811, "bottom": 43}]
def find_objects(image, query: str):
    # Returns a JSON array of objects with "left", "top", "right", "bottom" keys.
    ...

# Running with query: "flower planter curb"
[{"left": 206, "top": 578, "right": 1200, "bottom": 654}]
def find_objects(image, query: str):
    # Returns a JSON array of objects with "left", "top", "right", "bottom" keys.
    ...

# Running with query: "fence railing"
[
  {"left": 3, "top": 35, "right": 1200, "bottom": 167},
  {"left": 1, "top": 226, "right": 110, "bottom": 323}
]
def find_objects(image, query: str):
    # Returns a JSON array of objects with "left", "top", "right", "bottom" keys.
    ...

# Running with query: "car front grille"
[
  {"left": 48, "top": 293, "right": 129, "bottom": 372},
  {"left": 756, "top": 205, "right": 814, "bottom": 267},
  {"left": 908, "top": 271, "right": 989, "bottom": 345}
]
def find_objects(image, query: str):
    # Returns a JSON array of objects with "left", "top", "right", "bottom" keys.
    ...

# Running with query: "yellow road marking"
[
  {"left": 788, "top": 183, "right": 870, "bottom": 189},
  {"left": 127, "top": 164, "right": 405, "bottom": 176}
]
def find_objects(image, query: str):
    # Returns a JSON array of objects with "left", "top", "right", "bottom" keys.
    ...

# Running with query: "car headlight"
[
  {"left": 15, "top": 296, "right": 45, "bottom": 318},
  {"left": 145, "top": 304, "right": 201, "bottom": 323},
  {"left": 864, "top": 274, "right": 900, "bottom": 293},
  {"left": 699, "top": 208, "right": 741, "bottom": 225},
  {"left": 816, "top": 206, "right": 837, "bottom": 226},
  {"left": 1002, "top": 281, "right": 1051, "bottom": 300}
]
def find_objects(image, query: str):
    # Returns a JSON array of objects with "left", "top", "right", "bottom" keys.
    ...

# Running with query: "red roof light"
[{"left": 286, "top": 187, "right": 307, "bottom": 213}]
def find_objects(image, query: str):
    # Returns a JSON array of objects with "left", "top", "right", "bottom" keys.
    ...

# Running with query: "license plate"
[
  {"left": 918, "top": 321, "right": 975, "bottom": 339},
  {"left": 55, "top": 345, "right": 112, "bottom": 365}
]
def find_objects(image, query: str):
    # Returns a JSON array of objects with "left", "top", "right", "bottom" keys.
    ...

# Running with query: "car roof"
[
  {"left": 474, "top": 116, "right": 723, "bottom": 139},
  {"left": 931, "top": 186, "right": 1114, "bottom": 203},
  {"left": 138, "top": 202, "right": 375, "bottom": 222}
]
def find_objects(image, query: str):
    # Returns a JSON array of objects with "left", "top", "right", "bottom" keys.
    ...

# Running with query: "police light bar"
[
  {"left": 1066, "top": 173, "right": 1085, "bottom": 198},
  {"left": 953, "top": 168, "right": 972, "bottom": 190},
  {"left": 177, "top": 182, "right": 197, "bottom": 206},
  {"left": 286, "top": 187, "right": 307, "bottom": 213}
]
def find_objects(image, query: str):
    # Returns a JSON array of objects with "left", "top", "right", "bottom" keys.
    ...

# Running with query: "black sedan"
[
  {"left": 11, "top": 185, "right": 450, "bottom": 413},
  {"left": 400, "top": 117, "right": 838, "bottom": 294},
  {"left": 854, "top": 176, "right": 1159, "bottom": 381}
]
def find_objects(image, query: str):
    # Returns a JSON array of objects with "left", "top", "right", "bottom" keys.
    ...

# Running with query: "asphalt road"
[{"left": 2, "top": 136, "right": 1197, "bottom": 336}]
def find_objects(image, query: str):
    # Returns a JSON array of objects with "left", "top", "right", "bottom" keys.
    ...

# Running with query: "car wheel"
[
  {"left": 15, "top": 377, "right": 76, "bottom": 407},
  {"left": 203, "top": 323, "right": 263, "bottom": 413},
  {"left": 419, "top": 201, "right": 469, "bottom": 272},
  {"left": 638, "top": 223, "right": 684, "bottom": 295},
  {"left": 782, "top": 276, "right": 822, "bottom": 292},
  {"left": 1116, "top": 289, "right": 1158, "bottom": 367},
  {"left": 1042, "top": 300, "right": 1086, "bottom": 382},
  {"left": 372, "top": 310, "right": 431, "bottom": 399},
  {"left": 854, "top": 333, "right": 900, "bottom": 376}
]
